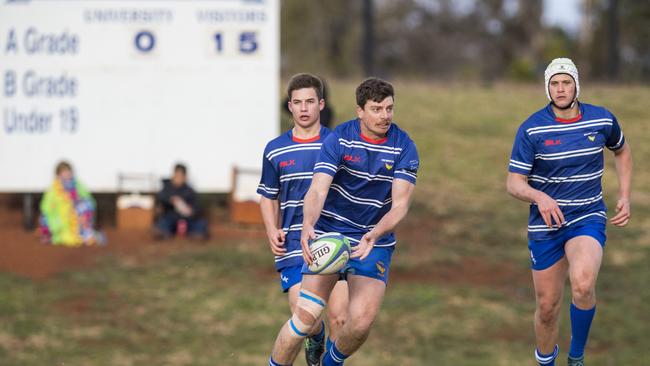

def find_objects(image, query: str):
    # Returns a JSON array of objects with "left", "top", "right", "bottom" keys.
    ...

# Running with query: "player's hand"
[
  {"left": 351, "top": 231, "right": 376, "bottom": 260},
  {"left": 301, "top": 226, "right": 317, "bottom": 265},
  {"left": 610, "top": 198, "right": 631, "bottom": 227},
  {"left": 266, "top": 228, "right": 286, "bottom": 256},
  {"left": 534, "top": 191, "right": 564, "bottom": 228}
]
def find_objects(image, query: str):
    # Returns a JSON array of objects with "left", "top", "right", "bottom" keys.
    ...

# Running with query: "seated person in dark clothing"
[{"left": 154, "top": 163, "right": 208, "bottom": 240}]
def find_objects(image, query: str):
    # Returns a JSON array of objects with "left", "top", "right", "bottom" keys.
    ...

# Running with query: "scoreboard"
[{"left": 0, "top": 0, "right": 279, "bottom": 192}]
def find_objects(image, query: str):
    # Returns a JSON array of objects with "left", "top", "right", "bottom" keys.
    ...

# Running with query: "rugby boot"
[
  {"left": 567, "top": 355, "right": 585, "bottom": 366},
  {"left": 305, "top": 335, "right": 325, "bottom": 366}
]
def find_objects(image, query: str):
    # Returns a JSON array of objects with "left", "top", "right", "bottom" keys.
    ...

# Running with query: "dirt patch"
[
  {"left": 0, "top": 208, "right": 265, "bottom": 280},
  {"left": 1, "top": 203, "right": 525, "bottom": 292},
  {"left": 392, "top": 257, "right": 529, "bottom": 288}
]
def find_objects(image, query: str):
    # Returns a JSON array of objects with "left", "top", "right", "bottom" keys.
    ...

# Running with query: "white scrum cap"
[{"left": 544, "top": 57, "right": 580, "bottom": 101}]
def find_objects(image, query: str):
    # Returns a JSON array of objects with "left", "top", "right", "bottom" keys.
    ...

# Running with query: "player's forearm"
[
  {"left": 302, "top": 186, "right": 327, "bottom": 229},
  {"left": 614, "top": 144, "right": 633, "bottom": 200},
  {"left": 259, "top": 197, "right": 281, "bottom": 232},
  {"left": 369, "top": 203, "right": 410, "bottom": 239},
  {"left": 507, "top": 173, "right": 542, "bottom": 204}
]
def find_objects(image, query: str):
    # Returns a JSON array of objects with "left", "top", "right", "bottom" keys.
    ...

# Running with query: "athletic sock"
[
  {"left": 321, "top": 341, "right": 349, "bottom": 366},
  {"left": 310, "top": 320, "right": 325, "bottom": 342},
  {"left": 268, "top": 356, "right": 291, "bottom": 366},
  {"left": 535, "top": 344, "right": 559, "bottom": 366},
  {"left": 569, "top": 303, "right": 596, "bottom": 358},
  {"left": 326, "top": 337, "right": 334, "bottom": 352}
]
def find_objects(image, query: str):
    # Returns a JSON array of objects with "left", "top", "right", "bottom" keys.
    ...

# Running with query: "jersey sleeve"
[
  {"left": 508, "top": 124, "right": 535, "bottom": 175},
  {"left": 257, "top": 147, "right": 280, "bottom": 199},
  {"left": 313, "top": 132, "right": 341, "bottom": 176},
  {"left": 605, "top": 114, "right": 625, "bottom": 151},
  {"left": 394, "top": 139, "right": 419, "bottom": 184}
]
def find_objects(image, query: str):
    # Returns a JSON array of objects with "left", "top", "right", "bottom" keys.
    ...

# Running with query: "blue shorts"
[
  {"left": 279, "top": 265, "right": 303, "bottom": 293},
  {"left": 528, "top": 223, "right": 606, "bottom": 271},
  {"left": 301, "top": 246, "right": 394, "bottom": 285},
  {"left": 279, "top": 265, "right": 348, "bottom": 293}
]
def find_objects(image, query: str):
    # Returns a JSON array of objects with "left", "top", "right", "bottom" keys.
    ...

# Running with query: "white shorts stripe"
[{"left": 527, "top": 211, "right": 607, "bottom": 232}]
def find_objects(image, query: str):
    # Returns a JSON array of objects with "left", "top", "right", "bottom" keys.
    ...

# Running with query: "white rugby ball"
[{"left": 308, "top": 232, "right": 351, "bottom": 275}]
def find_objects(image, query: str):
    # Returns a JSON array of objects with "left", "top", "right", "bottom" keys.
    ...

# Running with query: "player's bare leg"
[
  {"left": 321, "top": 275, "right": 385, "bottom": 365},
  {"left": 532, "top": 257, "right": 568, "bottom": 359},
  {"left": 566, "top": 236, "right": 602, "bottom": 310},
  {"left": 270, "top": 274, "right": 338, "bottom": 364},
  {"left": 304, "top": 280, "right": 349, "bottom": 365},
  {"left": 287, "top": 284, "right": 300, "bottom": 312},
  {"left": 565, "top": 235, "right": 603, "bottom": 364},
  {"left": 327, "top": 280, "right": 349, "bottom": 342}
]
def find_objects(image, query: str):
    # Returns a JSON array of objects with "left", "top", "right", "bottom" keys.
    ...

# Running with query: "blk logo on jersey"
[
  {"left": 343, "top": 154, "right": 361, "bottom": 163},
  {"left": 588, "top": 135, "right": 596, "bottom": 141},
  {"left": 279, "top": 159, "right": 296, "bottom": 168},
  {"left": 544, "top": 139, "right": 562, "bottom": 146}
]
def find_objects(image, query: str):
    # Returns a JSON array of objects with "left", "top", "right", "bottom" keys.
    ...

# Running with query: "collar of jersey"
[
  {"left": 290, "top": 126, "right": 322, "bottom": 143},
  {"left": 292, "top": 134, "right": 320, "bottom": 143},
  {"left": 356, "top": 119, "right": 389, "bottom": 144},
  {"left": 546, "top": 102, "right": 584, "bottom": 124}
]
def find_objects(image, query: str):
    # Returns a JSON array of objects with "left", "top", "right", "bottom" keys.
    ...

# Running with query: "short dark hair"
[
  {"left": 174, "top": 163, "right": 187, "bottom": 175},
  {"left": 287, "top": 73, "right": 323, "bottom": 100},
  {"left": 355, "top": 77, "right": 394, "bottom": 108},
  {"left": 55, "top": 161, "right": 73, "bottom": 175}
]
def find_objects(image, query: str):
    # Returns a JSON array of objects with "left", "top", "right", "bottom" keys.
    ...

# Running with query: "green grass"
[{"left": 2, "top": 82, "right": 649, "bottom": 365}]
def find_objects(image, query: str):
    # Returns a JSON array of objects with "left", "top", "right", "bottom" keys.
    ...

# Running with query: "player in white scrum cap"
[{"left": 506, "top": 58, "right": 633, "bottom": 366}]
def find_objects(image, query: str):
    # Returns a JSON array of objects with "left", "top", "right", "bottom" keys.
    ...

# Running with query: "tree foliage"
[{"left": 280, "top": 0, "right": 649, "bottom": 81}]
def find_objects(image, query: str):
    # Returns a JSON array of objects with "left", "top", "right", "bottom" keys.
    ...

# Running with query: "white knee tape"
[
  {"left": 296, "top": 290, "right": 326, "bottom": 319},
  {"left": 287, "top": 314, "right": 311, "bottom": 338}
]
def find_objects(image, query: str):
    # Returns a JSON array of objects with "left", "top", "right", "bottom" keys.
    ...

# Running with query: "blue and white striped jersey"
[
  {"left": 313, "top": 119, "right": 419, "bottom": 249},
  {"left": 258, "top": 126, "right": 331, "bottom": 270},
  {"left": 509, "top": 103, "right": 625, "bottom": 241}
]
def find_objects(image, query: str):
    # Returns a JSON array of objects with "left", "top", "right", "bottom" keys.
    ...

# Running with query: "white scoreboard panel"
[{"left": 0, "top": 0, "right": 279, "bottom": 192}]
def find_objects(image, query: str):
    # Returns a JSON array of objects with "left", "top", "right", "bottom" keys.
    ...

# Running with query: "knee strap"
[
  {"left": 296, "top": 290, "right": 326, "bottom": 319},
  {"left": 288, "top": 314, "right": 311, "bottom": 338},
  {"left": 287, "top": 290, "right": 326, "bottom": 338}
]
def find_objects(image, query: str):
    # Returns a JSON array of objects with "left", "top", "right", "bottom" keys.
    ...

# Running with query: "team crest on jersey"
[
  {"left": 584, "top": 132, "right": 598, "bottom": 142},
  {"left": 381, "top": 159, "right": 395, "bottom": 170}
]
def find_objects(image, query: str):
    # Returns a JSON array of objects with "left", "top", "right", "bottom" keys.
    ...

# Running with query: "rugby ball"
[{"left": 308, "top": 232, "right": 351, "bottom": 275}]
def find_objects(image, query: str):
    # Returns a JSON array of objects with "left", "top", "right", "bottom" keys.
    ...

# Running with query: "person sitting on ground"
[
  {"left": 153, "top": 163, "right": 209, "bottom": 240},
  {"left": 39, "top": 161, "right": 105, "bottom": 247}
]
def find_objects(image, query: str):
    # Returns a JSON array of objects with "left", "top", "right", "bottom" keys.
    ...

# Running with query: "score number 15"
[{"left": 214, "top": 31, "right": 258, "bottom": 54}]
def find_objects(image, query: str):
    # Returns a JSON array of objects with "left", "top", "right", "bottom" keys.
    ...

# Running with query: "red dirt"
[
  {"left": 0, "top": 208, "right": 265, "bottom": 280},
  {"left": 1, "top": 204, "right": 526, "bottom": 292},
  {"left": 392, "top": 257, "right": 528, "bottom": 287}
]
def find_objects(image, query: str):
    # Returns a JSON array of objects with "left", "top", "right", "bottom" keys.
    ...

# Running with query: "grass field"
[{"left": 2, "top": 82, "right": 649, "bottom": 365}]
